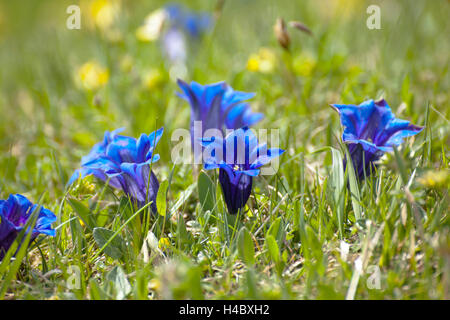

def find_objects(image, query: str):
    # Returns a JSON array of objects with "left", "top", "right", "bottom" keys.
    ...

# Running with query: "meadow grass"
[{"left": 0, "top": 0, "right": 448, "bottom": 299}]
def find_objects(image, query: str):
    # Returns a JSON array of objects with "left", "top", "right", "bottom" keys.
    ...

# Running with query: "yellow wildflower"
[
  {"left": 82, "top": 0, "right": 121, "bottom": 31},
  {"left": 148, "top": 278, "right": 161, "bottom": 290},
  {"left": 142, "top": 69, "right": 165, "bottom": 89},
  {"left": 246, "top": 48, "right": 277, "bottom": 74},
  {"left": 418, "top": 170, "right": 450, "bottom": 189},
  {"left": 76, "top": 61, "right": 109, "bottom": 91},
  {"left": 158, "top": 237, "right": 171, "bottom": 250}
]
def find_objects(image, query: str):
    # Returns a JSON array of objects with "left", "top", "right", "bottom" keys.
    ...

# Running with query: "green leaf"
[
  {"left": 344, "top": 147, "right": 362, "bottom": 220},
  {"left": 156, "top": 179, "right": 169, "bottom": 216},
  {"left": 169, "top": 182, "right": 196, "bottom": 217},
  {"left": 237, "top": 227, "right": 255, "bottom": 266},
  {"left": 393, "top": 147, "right": 408, "bottom": 185},
  {"left": 89, "top": 202, "right": 152, "bottom": 263},
  {"left": 198, "top": 171, "right": 216, "bottom": 213},
  {"left": 67, "top": 198, "right": 95, "bottom": 230},
  {"left": 265, "top": 234, "right": 280, "bottom": 263},
  {"left": 93, "top": 227, "right": 126, "bottom": 260},
  {"left": 88, "top": 279, "right": 106, "bottom": 300},
  {"left": 330, "top": 147, "right": 345, "bottom": 238},
  {"left": 267, "top": 217, "right": 286, "bottom": 250}
]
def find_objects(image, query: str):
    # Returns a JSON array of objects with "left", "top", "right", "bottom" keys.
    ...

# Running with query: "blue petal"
[
  {"left": 223, "top": 85, "right": 255, "bottom": 107},
  {"left": 377, "top": 119, "right": 423, "bottom": 147},
  {"left": 105, "top": 136, "right": 138, "bottom": 163},
  {"left": 203, "top": 82, "right": 226, "bottom": 108},
  {"left": 67, "top": 169, "right": 82, "bottom": 186},
  {"left": 82, "top": 156, "right": 120, "bottom": 173},
  {"left": 250, "top": 148, "right": 285, "bottom": 169},
  {"left": 119, "top": 163, "right": 146, "bottom": 202},
  {"left": 236, "top": 169, "right": 260, "bottom": 177},
  {"left": 224, "top": 127, "right": 258, "bottom": 166},
  {"left": 144, "top": 127, "right": 164, "bottom": 161},
  {"left": 225, "top": 103, "right": 263, "bottom": 129},
  {"left": 243, "top": 110, "right": 264, "bottom": 127}
]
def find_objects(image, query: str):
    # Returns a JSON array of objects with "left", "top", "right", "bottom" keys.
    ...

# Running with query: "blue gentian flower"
[
  {"left": 331, "top": 99, "right": 423, "bottom": 180},
  {"left": 201, "top": 127, "right": 285, "bottom": 215},
  {"left": 0, "top": 194, "right": 56, "bottom": 260},
  {"left": 69, "top": 128, "right": 164, "bottom": 213},
  {"left": 177, "top": 79, "right": 263, "bottom": 155},
  {"left": 164, "top": 3, "right": 212, "bottom": 38}
]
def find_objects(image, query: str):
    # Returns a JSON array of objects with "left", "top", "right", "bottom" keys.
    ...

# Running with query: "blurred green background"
[{"left": 0, "top": 1, "right": 448, "bottom": 188}]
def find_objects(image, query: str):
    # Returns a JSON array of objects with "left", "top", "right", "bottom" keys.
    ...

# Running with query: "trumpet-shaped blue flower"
[
  {"left": 331, "top": 99, "right": 423, "bottom": 180},
  {"left": 0, "top": 194, "right": 56, "bottom": 260},
  {"left": 69, "top": 128, "right": 164, "bottom": 213},
  {"left": 201, "top": 127, "right": 284, "bottom": 215},
  {"left": 177, "top": 79, "right": 263, "bottom": 155}
]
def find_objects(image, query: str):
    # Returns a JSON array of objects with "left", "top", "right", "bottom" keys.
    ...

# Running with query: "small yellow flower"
[
  {"left": 76, "top": 61, "right": 109, "bottom": 91},
  {"left": 418, "top": 170, "right": 450, "bottom": 189},
  {"left": 246, "top": 57, "right": 259, "bottom": 72},
  {"left": 136, "top": 8, "right": 167, "bottom": 42},
  {"left": 158, "top": 237, "right": 171, "bottom": 250},
  {"left": 246, "top": 48, "right": 277, "bottom": 74},
  {"left": 148, "top": 278, "right": 161, "bottom": 290},
  {"left": 83, "top": 0, "right": 121, "bottom": 31},
  {"left": 245, "top": 205, "right": 253, "bottom": 218},
  {"left": 142, "top": 69, "right": 165, "bottom": 89}
]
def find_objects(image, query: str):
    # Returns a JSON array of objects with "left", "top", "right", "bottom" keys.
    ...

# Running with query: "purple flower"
[
  {"left": 177, "top": 80, "right": 263, "bottom": 157},
  {"left": 331, "top": 99, "right": 423, "bottom": 180},
  {"left": 69, "top": 128, "right": 164, "bottom": 213},
  {"left": 0, "top": 194, "right": 56, "bottom": 260},
  {"left": 201, "top": 127, "right": 284, "bottom": 215}
]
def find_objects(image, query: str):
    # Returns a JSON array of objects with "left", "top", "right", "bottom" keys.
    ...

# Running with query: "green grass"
[{"left": 0, "top": 0, "right": 448, "bottom": 299}]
